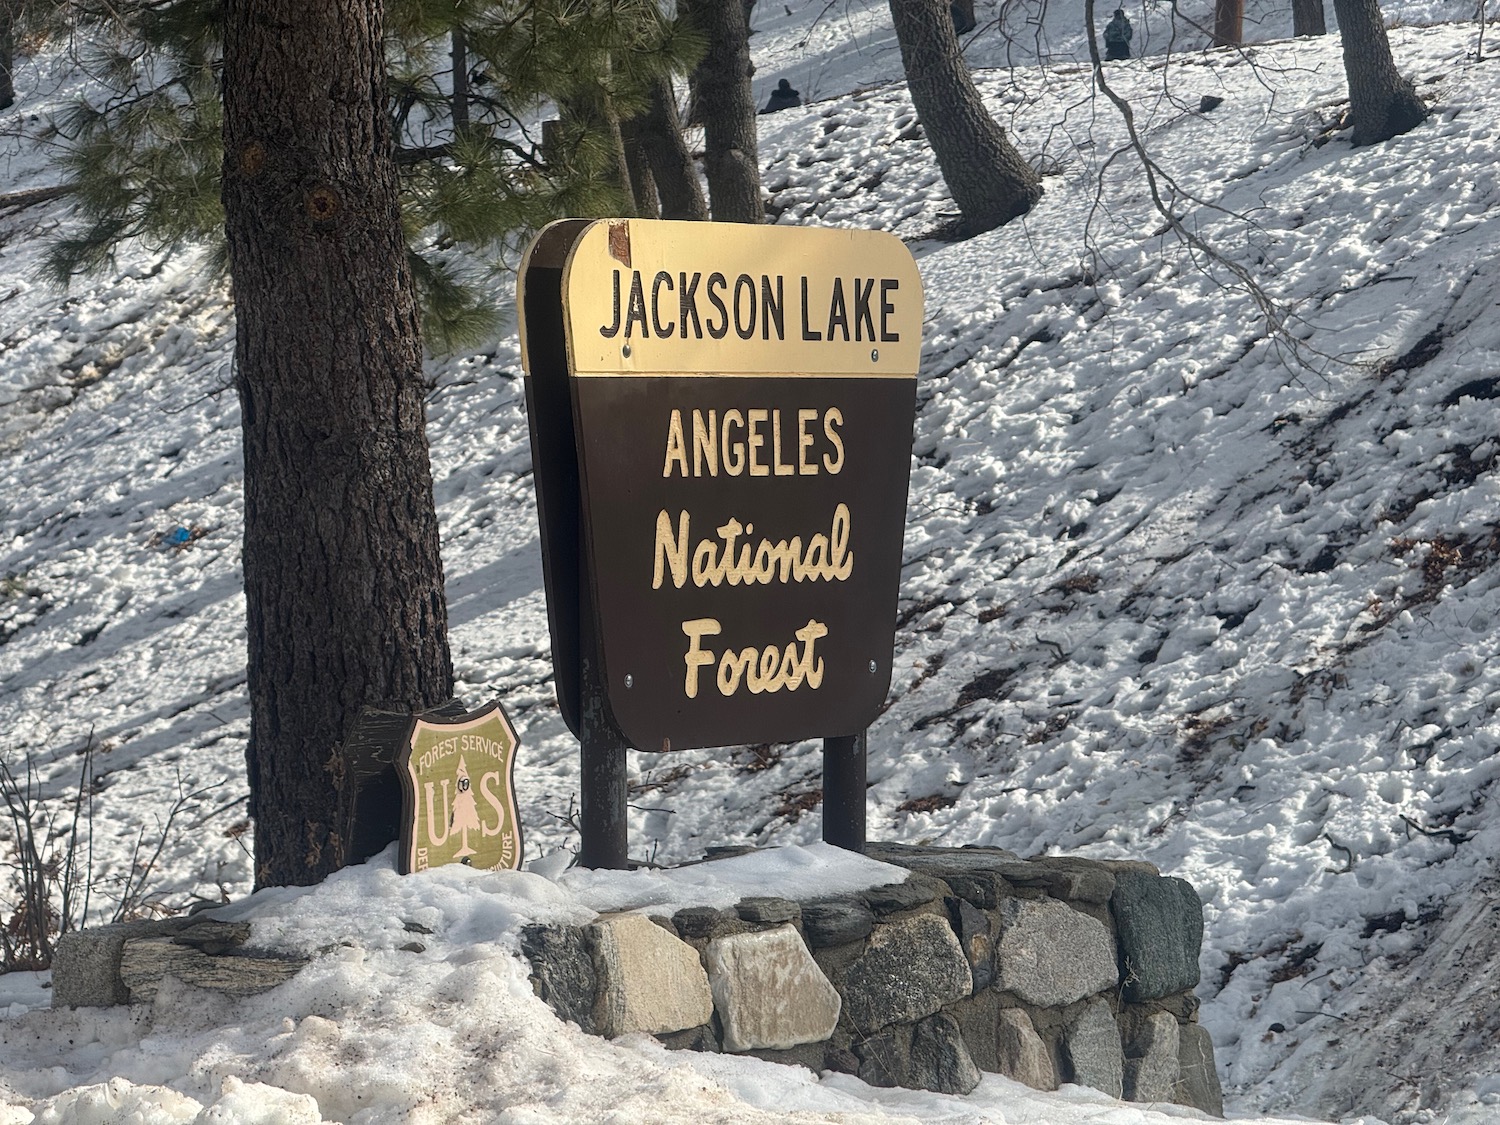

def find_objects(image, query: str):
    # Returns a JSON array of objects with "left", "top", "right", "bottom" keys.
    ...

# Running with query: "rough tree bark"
[
  {"left": 451, "top": 26, "right": 471, "bottom": 137},
  {"left": 682, "top": 0, "right": 763, "bottom": 223},
  {"left": 888, "top": 0, "right": 1041, "bottom": 236},
  {"left": 633, "top": 72, "right": 708, "bottom": 221},
  {"left": 621, "top": 118, "right": 661, "bottom": 219},
  {"left": 1293, "top": 0, "right": 1328, "bottom": 36},
  {"left": 221, "top": 0, "right": 454, "bottom": 888},
  {"left": 1333, "top": 0, "right": 1426, "bottom": 144},
  {"left": 1213, "top": 0, "right": 1244, "bottom": 45},
  {"left": 599, "top": 92, "right": 638, "bottom": 215}
]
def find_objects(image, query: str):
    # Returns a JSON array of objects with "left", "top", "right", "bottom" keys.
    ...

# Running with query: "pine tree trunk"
[
  {"left": 451, "top": 26, "right": 471, "bottom": 138},
  {"left": 635, "top": 72, "right": 708, "bottom": 221},
  {"left": 682, "top": 0, "right": 763, "bottom": 223},
  {"left": 0, "top": 0, "right": 16, "bottom": 112},
  {"left": 221, "top": 0, "right": 454, "bottom": 888},
  {"left": 888, "top": 0, "right": 1041, "bottom": 236},
  {"left": 1293, "top": 0, "right": 1328, "bottom": 36},
  {"left": 1213, "top": 0, "right": 1244, "bottom": 45},
  {"left": 1332, "top": 0, "right": 1426, "bottom": 144},
  {"left": 601, "top": 92, "right": 639, "bottom": 216},
  {"left": 621, "top": 118, "right": 661, "bottom": 219},
  {"left": 555, "top": 94, "right": 637, "bottom": 215}
]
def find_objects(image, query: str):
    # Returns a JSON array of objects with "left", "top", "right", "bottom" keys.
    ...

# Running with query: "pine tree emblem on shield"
[{"left": 397, "top": 701, "right": 523, "bottom": 874}]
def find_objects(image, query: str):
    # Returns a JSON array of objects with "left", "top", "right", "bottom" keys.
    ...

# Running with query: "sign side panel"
[{"left": 521, "top": 265, "right": 584, "bottom": 739}]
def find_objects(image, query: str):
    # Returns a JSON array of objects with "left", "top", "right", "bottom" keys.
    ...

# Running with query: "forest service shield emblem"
[{"left": 397, "top": 701, "right": 523, "bottom": 874}]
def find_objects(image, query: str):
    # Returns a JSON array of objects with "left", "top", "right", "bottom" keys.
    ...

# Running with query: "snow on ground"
[{"left": 4, "top": 0, "right": 1500, "bottom": 1121}]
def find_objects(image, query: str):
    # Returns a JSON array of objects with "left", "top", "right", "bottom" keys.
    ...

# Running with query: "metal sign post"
[
  {"left": 519, "top": 219, "right": 922, "bottom": 866},
  {"left": 822, "top": 732, "right": 867, "bottom": 852}
]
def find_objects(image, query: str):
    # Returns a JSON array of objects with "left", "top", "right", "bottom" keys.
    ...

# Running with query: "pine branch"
[{"left": 0, "top": 184, "right": 73, "bottom": 211}]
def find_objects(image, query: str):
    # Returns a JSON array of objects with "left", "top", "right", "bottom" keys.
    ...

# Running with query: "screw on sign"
[{"left": 519, "top": 219, "right": 923, "bottom": 866}]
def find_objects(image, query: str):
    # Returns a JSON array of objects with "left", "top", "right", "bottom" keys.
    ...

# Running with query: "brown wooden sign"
[
  {"left": 520, "top": 220, "right": 922, "bottom": 754},
  {"left": 397, "top": 701, "right": 523, "bottom": 873}
]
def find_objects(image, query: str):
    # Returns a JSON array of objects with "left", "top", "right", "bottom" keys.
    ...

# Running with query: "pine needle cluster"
[{"left": 35, "top": 0, "right": 704, "bottom": 354}]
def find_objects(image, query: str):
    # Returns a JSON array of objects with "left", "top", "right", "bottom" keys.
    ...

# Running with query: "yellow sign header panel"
[{"left": 557, "top": 220, "right": 923, "bottom": 377}]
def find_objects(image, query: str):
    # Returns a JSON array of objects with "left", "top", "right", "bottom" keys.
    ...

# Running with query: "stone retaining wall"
[
  {"left": 50, "top": 918, "right": 307, "bottom": 1007},
  {"left": 522, "top": 844, "right": 1223, "bottom": 1115}
]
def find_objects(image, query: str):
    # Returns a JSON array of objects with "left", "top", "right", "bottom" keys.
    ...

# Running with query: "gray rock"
[
  {"left": 590, "top": 912, "right": 713, "bottom": 1037},
  {"left": 50, "top": 919, "right": 192, "bottom": 1008},
  {"left": 672, "top": 906, "right": 728, "bottom": 939},
  {"left": 705, "top": 925, "right": 841, "bottom": 1052},
  {"left": 736, "top": 897, "right": 800, "bottom": 924},
  {"left": 948, "top": 897, "right": 994, "bottom": 993},
  {"left": 866, "top": 842, "right": 1022, "bottom": 865},
  {"left": 800, "top": 899, "right": 875, "bottom": 948},
  {"left": 994, "top": 897, "right": 1118, "bottom": 1007},
  {"left": 842, "top": 913, "right": 972, "bottom": 1033},
  {"left": 863, "top": 877, "right": 943, "bottom": 915},
  {"left": 1124, "top": 1011, "right": 1180, "bottom": 1103},
  {"left": 857, "top": 1013, "right": 981, "bottom": 1095},
  {"left": 1024, "top": 857, "right": 1117, "bottom": 904},
  {"left": 1064, "top": 999, "right": 1124, "bottom": 1099},
  {"left": 657, "top": 1024, "right": 719, "bottom": 1052},
  {"left": 941, "top": 872, "right": 1010, "bottom": 910},
  {"left": 997, "top": 1008, "right": 1058, "bottom": 1091},
  {"left": 1145, "top": 991, "right": 1200, "bottom": 1022},
  {"left": 1103, "top": 859, "right": 1161, "bottom": 877},
  {"left": 947, "top": 991, "right": 1001, "bottom": 1070},
  {"left": 746, "top": 1041, "right": 830, "bottom": 1072},
  {"left": 1110, "top": 871, "right": 1203, "bottom": 1002},
  {"left": 825, "top": 1044, "right": 860, "bottom": 1074},
  {"left": 118, "top": 937, "right": 307, "bottom": 1003},
  {"left": 910, "top": 1014, "right": 982, "bottom": 1096},
  {"left": 867, "top": 844, "right": 1082, "bottom": 910},
  {"left": 52, "top": 928, "right": 135, "bottom": 1007},
  {"left": 170, "top": 920, "right": 252, "bottom": 955},
  {"left": 521, "top": 923, "right": 597, "bottom": 1032},
  {"left": 1176, "top": 1022, "right": 1224, "bottom": 1116}
]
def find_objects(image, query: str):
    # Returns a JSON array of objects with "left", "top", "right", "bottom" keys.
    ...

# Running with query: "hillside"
[{"left": 4, "top": 2, "right": 1500, "bottom": 1121}]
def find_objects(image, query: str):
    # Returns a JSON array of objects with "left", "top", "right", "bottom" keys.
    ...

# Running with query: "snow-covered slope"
[{"left": 4, "top": 1, "right": 1500, "bottom": 1121}]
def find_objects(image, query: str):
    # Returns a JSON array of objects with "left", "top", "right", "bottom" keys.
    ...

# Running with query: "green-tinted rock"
[
  {"left": 1110, "top": 871, "right": 1203, "bottom": 1002},
  {"left": 842, "top": 914, "right": 971, "bottom": 1032},
  {"left": 520, "top": 924, "right": 597, "bottom": 1033},
  {"left": 801, "top": 899, "right": 876, "bottom": 948},
  {"left": 856, "top": 1013, "right": 981, "bottom": 1095}
]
